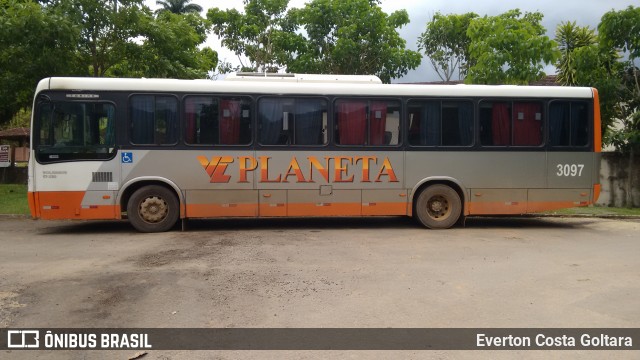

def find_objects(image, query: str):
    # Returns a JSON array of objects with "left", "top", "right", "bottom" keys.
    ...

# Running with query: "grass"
[{"left": 0, "top": 184, "right": 30, "bottom": 215}]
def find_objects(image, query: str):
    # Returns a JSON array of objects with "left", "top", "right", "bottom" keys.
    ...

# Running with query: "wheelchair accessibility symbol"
[{"left": 121, "top": 152, "right": 133, "bottom": 164}]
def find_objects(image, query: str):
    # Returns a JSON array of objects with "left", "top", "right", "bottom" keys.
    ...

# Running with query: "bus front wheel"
[
  {"left": 414, "top": 184, "right": 462, "bottom": 229},
  {"left": 127, "top": 185, "right": 179, "bottom": 233}
]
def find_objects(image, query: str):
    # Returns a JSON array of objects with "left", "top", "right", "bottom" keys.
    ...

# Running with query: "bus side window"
[
  {"left": 480, "top": 101, "right": 542, "bottom": 146},
  {"left": 185, "top": 96, "right": 251, "bottom": 146},
  {"left": 130, "top": 95, "right": 178, "bottom": 145},
  {"left": 259, "top": 97, "right": 326, "bottom": 146},
  {"left": 408, "top": 100, "right": 472, "bottom": 146},
  {"left": 549, "top": 101, "right": 589, "bottom": 147},
  {"left": 336, "top": 99, "right": 400, "bottom": 146}
]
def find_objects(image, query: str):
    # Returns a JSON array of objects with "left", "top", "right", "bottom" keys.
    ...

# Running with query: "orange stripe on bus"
[
  {"left": 258, "top": 203, "right": 286, "bottom": 217},
  {"left": 35, "top": 191, "right": 119, "bottom": 220},
  {"left": 592, "top": 88, "right": 602, "bottom": 153},
  {"left": 468, "top": 200, "right": 592, "bottom": 215},
  {"left": 187, "top": 202, "right": 408, "bottom": 218},
  {"left": 288, "top": 203, "right": 362, "bottom": 216},
  {"left": 186, "top": 204, "right": 258, "bottom": 218},
  {"left": 467, "top": 201, "right": 526, "bottom": 215},
  {"left": 28, "top": 191, "right": 38, "bottom": 218},
  {"left": 361, "top": 202, "right": 407, "bottom": 216}
]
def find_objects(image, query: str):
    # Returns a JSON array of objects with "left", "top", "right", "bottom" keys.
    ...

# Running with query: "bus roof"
[
  {"left": 36, "top": 76, "right": 595, "bottom": 99},
  {"left": 224, "top": 72, "right": 383, "bottom": 84}
]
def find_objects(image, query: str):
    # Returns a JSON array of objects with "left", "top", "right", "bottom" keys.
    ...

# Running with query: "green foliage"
[
  {"left": 598, "top": 6, "right": 640, "bottom": 153},
  {"left": 466, "top": 9, "right": 559, "bottom": 85},
  {"left": 417, "top": 12, "right": 478, "bottom": 81},
  {"left": 288, "top": 0, "right": 421, "bottom": 83},
  {"left": 573, "top": 45, "right": 623, "bottom": 138},
  {"left": 113, "top": 11, "right": 216, "bottom": 78},
  {"left": 607, "top": 112, "right": 640, "bottom": 153},
  {"left": 68, "top": 0, "right": 149, "bottom": 77},
  {"left": 207, "top": 0, "right": 303, "bottom": 72},
  {"left": 598, "top": 6, "right": 640, "bottom": 60},
  {"left": 554, "top": 21, "right": 622, "bottom": 137},
  {"left": 2, "top": 108, "right": 31, "bottom": 131},
  {"left": 0, "top": 0, "right": 82, "bottom": 122},
  {"left": 0, "top": 0, "right": 216, "bottom": 127},
  {"left": 155, "top": 0, "right": 203, "bottom": 15},
  {"left": 555, "top": 21, "right": 597, "bottom": 86}
]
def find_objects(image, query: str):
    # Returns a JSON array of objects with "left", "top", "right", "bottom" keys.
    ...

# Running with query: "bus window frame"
[
  {"left": 181, "top": 94, "right": 254, "bottom": 147},
  {"left": 33, "top": 94, "right": 119, "bottom": 164},
  {"left": 477, "top": 98, "right": 547, "bottom": 149},
  {"left": 256, "top": 95, "right": 330, "bottom": 148},
  {"left": 406, "top": 97, "right": 476, "bottom": 149},
  {"left": 333, "top": 96, "right": 403, "bottom": 148},
  {"left": 128, "top": 93, "right": 180, "bottom": 147},
  {"left": 547, "top": 99, "right": 593, "bottom": 151}
]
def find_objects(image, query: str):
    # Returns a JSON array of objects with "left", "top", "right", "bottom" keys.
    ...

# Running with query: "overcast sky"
[{"left": 146, "top": 0, "right": 635, "bottom": 82}]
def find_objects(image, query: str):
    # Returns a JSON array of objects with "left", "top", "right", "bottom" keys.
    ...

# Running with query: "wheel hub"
[
  {"left": 427, "top": 196, "right": 449, "bottom": 219},
  {"left": 139, "top": 196, "right": 168, "bottom": 223},
  {"left": 430, "top": 200, "right": 443, "bottom": 213}
]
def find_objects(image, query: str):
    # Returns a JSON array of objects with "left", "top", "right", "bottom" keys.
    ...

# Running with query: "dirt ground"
[{"left": 0, "top": 216, "right": 639, "bottom": 359}]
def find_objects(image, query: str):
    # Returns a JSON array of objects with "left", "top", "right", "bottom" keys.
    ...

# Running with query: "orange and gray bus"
[{"left": 28, "top": 74, "right": 601, "bottom": 232}]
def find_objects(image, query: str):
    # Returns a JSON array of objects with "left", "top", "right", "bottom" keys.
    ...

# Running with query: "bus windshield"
[{"left": 35, "top": 101, "right": 116, "bottom": 163}]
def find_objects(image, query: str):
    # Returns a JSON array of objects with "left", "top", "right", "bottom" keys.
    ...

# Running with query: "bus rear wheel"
[
  {"left": 415, "top": 184, "right": 462, "bottom": 229},
  {"left": 127, "top": 185, "right": 179, "bottom": 233}
]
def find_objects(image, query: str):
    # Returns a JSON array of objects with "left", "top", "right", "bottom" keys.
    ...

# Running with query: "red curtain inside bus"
[
  {"left": 337, "top": 100, "right": 366, "bottom": 145},
  {"left": 185, "top": 98, "right": 198, "bottom": 144},
  {"left": 491, "top": 103, "right": 510, "bottom": 145},
  {"left": 369, "top": 101, "right": 387, "bottom": 145},
  {"left": 220, "top": 100, "right": 241, "bottom": 144},
  {"left": 513, "top": 102, "right": 542, "bottom": 146}
]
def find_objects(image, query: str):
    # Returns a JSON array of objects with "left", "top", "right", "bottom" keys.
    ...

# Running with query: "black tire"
[
  {"left": 127, "top": 185, "right": 179, "bottom": 233},
  {"left": 414, "top": 184, "right": 462, "bottom": 229}
]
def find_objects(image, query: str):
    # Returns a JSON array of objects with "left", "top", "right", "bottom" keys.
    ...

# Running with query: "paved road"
[{"left": 1, "top": 216, "right": 639, "bottom": 359}]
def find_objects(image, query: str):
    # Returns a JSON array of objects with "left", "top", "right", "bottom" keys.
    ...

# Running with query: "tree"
[
  {"left": 113, "top": 11, "right": 217, "bottom": 78},
  {"left": 0, "top": 0, "right": 217, "bottom": 127},
  {"left": 466, "top": 9, "right": 558, "bottom": 85},
  {"left": 155, "top": 0, "right": 203, "bottom": 15},
  {"left": 554, "top": 21, "right": 622, "bottom": 137},
  {"left": 288, "top": 0, "right": 421, "bottom": 83},
  {"left": 555, "top": 21, "right": 597, "bottom": 86},
  {"left": 417, "top": 12, "right": 477, "bottom": 82},
  {"left": 207, "top": 0, "right": 303, "bottom": 72},
  {"left": 0, "top": 0, "right": 82, "bottom": 122},
  {"left": 66, "top": 0, "right": 150, "bottom": 77},
  {"left": 598, "top": 6, "right": 640, "bottom": 207}
]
